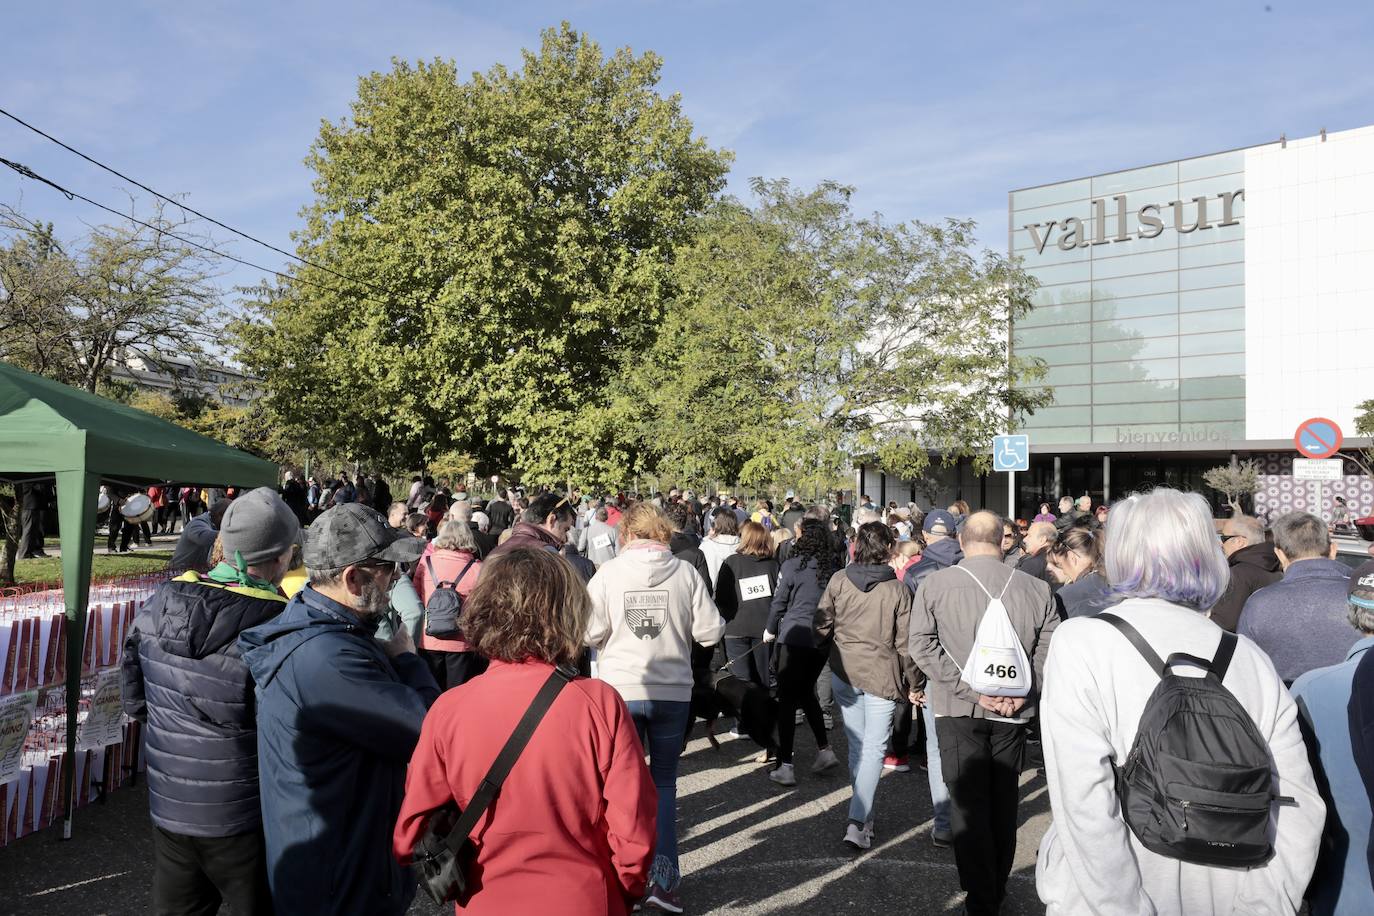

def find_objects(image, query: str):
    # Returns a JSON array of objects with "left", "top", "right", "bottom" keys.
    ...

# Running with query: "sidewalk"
[{"left": 36, "top": 532, "right": 181, "bottom": 560}]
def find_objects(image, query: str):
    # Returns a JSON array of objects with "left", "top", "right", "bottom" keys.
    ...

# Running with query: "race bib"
[
  {"left": 592, "top": 533, "right": 612, "bottom": 550},
  {"left": 739, "top": 574, "right": 773, "bottom": 600},
  {"left": 970, "top": 644, "right": 1023, "bottom": 691}
]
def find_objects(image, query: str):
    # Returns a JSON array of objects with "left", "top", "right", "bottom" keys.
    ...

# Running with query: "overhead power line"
[
  {"left": 0, "top": 104, "right": 398, "bottom": 300},
  {"left": 1, "top": 155, "right": 393, "bottom": 309}
]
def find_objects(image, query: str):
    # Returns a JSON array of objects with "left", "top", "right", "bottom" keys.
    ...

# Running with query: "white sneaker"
[
  {"left": 812, "top": 747, "right": 839, "bottom": 774},
  {"left": 769, "top": 763, "right": 797, "bottom": 787},
  {"left": 726, "top": 725, "right": 743, "bottom": 740},
  {"left": 794, "top": 709, "right": 805, "bottom": 725},
  {"left": 843, "top": 822, "right": 871, "bottom": 850}
]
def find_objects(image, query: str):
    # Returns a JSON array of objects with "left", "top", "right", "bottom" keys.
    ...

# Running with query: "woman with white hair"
[{"left": 1037, "top": 488, "right": 1325, "bottom": 915}]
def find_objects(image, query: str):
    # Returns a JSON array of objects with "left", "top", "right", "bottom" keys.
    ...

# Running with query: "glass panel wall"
[{"left": 1010, "top": 151, "right": 1246, "bottom": 446}]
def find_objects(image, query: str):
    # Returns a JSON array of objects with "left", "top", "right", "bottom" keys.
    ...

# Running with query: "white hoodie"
[
  {"left": 698, "top": 534, "right": 739, "bottom": 593},
  {"left": 1036, "top": 598, "right": 1324, "bottom": 915},
  {"left": 586, "top": 541, "right": 726, "bottom": 703}
]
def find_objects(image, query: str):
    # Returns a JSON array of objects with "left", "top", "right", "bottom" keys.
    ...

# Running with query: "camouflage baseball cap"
[{"left": 304, "top": 503, "right": 425, "bottom": 569}]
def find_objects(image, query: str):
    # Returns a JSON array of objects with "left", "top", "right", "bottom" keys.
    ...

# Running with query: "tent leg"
[{"left": 55, "top": 469, "right": 97, "bottom": 840}]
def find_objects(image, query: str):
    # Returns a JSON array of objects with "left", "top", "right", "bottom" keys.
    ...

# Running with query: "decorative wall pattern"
[{"left": 1252, "top": 452, "right": 1374, "bottom": 522}]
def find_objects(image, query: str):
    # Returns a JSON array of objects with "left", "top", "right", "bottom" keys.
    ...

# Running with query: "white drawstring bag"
[{"left": 955, "top": 566, "right": 1031, "bottom": 697}]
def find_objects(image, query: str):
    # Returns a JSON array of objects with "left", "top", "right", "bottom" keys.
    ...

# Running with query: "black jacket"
[
  {"left": 902, "top": 537, "right": 963, "bottom": 594},
  {"left": 122, "top": 572, "right": 287, "bottom": 837},
  {"left": 1210, "top": 542, "right": 1282, "bottom": 632},
  {"left": 1054, "top": 571, "right": 1118, "bottom": 618},
  {"left": 1349, "top": 637, "right": 1374, "bottom": 885},
  {"left": 469, "top": 524, "right": 499, "bottom": 559},
  {"left": 768, "top": 555, "right": 834, "bottom": 648},
  {"left": 1016, "top": 548, "right": 1056, "bottom": 590},
  {"left": 486, "top": 499, "right": 515, "bottom": 534},
  {"left": 669, "top": 530, "right": 712, "bottom": 593},
  {"left": 717, "top": 553, "right": 780, "bottom": 638}
]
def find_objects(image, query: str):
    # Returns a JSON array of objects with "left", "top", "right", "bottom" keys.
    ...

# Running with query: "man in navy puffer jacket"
[{"left": 123, "top": 486, "right": 299, "bottom": 916}]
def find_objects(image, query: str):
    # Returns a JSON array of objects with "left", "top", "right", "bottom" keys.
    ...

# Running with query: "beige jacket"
[{"left": 815, "top": 564, "right": 922, "bottom": 702}]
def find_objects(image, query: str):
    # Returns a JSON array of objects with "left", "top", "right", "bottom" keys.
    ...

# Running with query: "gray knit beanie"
[{"left": 220, "top": 486, "right": 301, "bottom": 566}]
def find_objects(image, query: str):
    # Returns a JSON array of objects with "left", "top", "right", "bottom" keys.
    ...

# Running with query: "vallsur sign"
[{"left": 1024, "top": 189, "right": 1245, "bottom": 254}]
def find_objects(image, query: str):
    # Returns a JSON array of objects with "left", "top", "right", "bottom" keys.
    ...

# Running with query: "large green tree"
[
  {"left": 623, "top": 179, "right": 1053, "bottom": 494},
  {"left": 236, "top": 25, "right": 731, "bottom": 483}
]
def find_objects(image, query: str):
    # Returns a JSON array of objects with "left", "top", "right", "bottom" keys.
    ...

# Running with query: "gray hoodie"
[{"left": 582, "top": 517, "right": 620, "bottom": 567}]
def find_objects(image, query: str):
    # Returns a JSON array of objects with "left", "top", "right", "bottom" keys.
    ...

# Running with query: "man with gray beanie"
[
  {"left": 239, "top": 503, "right": 439, "bottom": 916},
  {"left": 123, "top": 485, "right": 299, "bottom": 916}
]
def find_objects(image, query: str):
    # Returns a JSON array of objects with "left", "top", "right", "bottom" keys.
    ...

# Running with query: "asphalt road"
[{"left": 0, "top": 718, "right": 1053, "bottom": 915}]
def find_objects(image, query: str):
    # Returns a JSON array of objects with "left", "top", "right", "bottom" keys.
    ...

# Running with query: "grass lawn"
[{"left": 12, "top": 550, "right": 175, "bottom": 585}]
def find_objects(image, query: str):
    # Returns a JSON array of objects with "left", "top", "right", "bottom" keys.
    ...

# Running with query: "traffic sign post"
[
  {"left": 1293, "top": 419, "right": 1345, "bottom": 519},
  {"left": 993, "top": 435, "right": 1030, "bottom": 521}
]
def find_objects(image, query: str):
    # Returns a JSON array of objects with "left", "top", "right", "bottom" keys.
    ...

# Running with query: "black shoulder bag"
[{"left": 412, "top": 664, "right": 576, "bottom": 904}]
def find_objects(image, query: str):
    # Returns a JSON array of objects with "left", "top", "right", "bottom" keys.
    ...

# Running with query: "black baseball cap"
[{"left": 304, "top": 503, "right": 425, "bottom": 569}]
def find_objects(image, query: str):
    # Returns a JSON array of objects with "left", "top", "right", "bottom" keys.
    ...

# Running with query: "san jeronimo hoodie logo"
[{"left": 624, "top": 590, "right": 669, "bottom": 639}]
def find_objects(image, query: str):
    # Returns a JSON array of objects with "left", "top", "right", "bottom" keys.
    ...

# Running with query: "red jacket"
[{"left": 393, "top": 659, "right": 656, "bottom": 915}]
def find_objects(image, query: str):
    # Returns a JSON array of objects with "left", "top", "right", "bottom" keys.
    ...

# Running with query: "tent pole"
[{"left": 56, "top": 468, "right": 98, "bottom": 840}]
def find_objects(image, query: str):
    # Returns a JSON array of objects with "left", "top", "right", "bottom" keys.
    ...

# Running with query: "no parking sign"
[{"left": 1294, "top": 417, "right": 1343, "bottom": 460}]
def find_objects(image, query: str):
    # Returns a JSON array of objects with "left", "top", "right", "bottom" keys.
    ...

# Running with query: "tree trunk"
[{"left": 0, "top": 490, "right": 18, "bottom": 585}]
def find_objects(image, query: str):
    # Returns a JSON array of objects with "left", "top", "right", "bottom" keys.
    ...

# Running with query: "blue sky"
[{"left": 3, "top": 1, "right": 1372, "bottom": 300}]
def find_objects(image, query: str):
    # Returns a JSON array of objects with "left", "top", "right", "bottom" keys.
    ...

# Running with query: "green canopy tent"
[{"left": 0, "top": 360, "right": 276, "bottom": 837}]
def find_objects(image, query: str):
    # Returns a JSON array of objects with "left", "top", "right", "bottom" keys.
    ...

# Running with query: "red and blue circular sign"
[{"left": 1294, "top": 417, "right": 1343, "bottom": 459}]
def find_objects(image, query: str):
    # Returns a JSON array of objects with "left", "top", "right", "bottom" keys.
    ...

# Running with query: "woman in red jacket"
[{"left": 394, "top": 547, "right": 657, "bottom": 915}]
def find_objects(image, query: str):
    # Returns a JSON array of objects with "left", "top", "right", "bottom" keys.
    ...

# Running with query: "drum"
[
  {"left": 97, "top": 492, "right": 111, "bottom": 513},
  {"left": 120, "top": 492, "right": 156, "bottom": 524}
]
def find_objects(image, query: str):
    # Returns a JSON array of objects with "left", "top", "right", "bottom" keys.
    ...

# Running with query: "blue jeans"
[
  {"left": 925, "top": 704, "right": 951, "bottom": 833},
  {"left": 831, "top": 675, "right": 895, "bottom": 827},
  {"left": 626, "top": 699, "right": 691, "bottom": 889}
]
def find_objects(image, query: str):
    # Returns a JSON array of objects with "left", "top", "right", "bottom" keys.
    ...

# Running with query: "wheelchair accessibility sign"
[{"left": 993, "top": 435, "right": 1030, "bottom": 473}]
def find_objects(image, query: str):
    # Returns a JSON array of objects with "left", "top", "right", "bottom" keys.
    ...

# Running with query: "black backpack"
[
  {"left": 424, "top": 555, "right": 476, "bottom": 640},
  {"left": 1099, "top": 613, "right": 1291, "bottom": 868}
]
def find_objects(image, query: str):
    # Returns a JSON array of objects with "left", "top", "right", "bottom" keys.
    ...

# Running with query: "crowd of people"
[{"left": 116, "top": 474, "right": 1374, "bottom": 915}]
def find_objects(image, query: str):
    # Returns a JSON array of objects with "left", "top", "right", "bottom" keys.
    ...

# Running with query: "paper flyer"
[
  {"left": 0, "top": 692, "right": 37, "bottom": 785},
  {"left": 77, "top": 668, "right": 124, "bottom": 751}
]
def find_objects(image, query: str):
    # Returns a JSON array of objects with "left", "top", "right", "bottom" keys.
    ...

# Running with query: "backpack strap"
[
  {"left": 426, "top": 554, "right": 477, "bottom": 590},
  {"left": 954, "top": 564, "right": 993, "bottom": 600},
  {"left": 1097, "top": 612, "right": 1166, "bottom": 677},
  {"left": 449, "top": 556, "right": 477, "bottom": 590},
  {"left": 954, "top": 563, "right": 1015, "bottom": 601},
  {"left": 440, "top": 665, "right": 575, "bottom": 854},
  {"left": 1209, "top": 630, "right": 1238, "bottom": 681}
]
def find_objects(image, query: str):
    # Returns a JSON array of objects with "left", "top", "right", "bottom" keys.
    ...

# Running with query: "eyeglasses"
[{"left": 1219, "top": 533, "right": 1244, "bottom": 544}]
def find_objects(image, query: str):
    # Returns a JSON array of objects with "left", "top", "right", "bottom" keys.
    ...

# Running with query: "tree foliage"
[
  {"left": 1344, "top": 398, "right": 1374, "bottom": 479},
  {"left": 620, "top": 179, "right": 1052, "bottom": 493},
  {"left": 0, "top": 201, "right": 224, "bottom": 392},
  {"left": 235, "top": 24, "right": 731, "bottom": 483},
  {"left": 1203, "top": 460, "right": 1261, "bottom": 513}
]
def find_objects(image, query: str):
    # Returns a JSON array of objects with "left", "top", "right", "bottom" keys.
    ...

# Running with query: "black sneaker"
[{"left": 644, "top": 882, "right": 683, "bottom": 913}]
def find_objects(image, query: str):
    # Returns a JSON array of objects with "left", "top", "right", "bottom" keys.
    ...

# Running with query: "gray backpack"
[{"left": 423, "top": 555, "right": 476, "bottom": 640}]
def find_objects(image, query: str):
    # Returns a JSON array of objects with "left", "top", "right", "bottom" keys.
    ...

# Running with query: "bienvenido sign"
[{"left": 1024, "top": 190, "right": 1244, "bottom": 254}]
